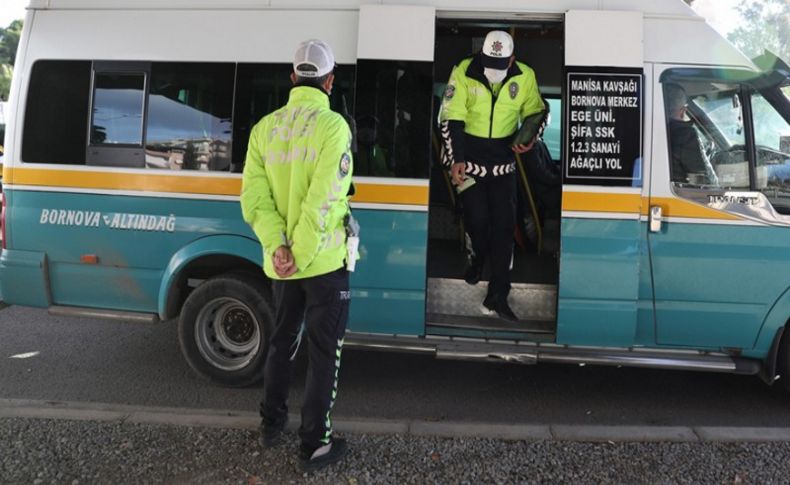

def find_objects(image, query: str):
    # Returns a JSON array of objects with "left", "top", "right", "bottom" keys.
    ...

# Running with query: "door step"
[
  {"left": 427, "top": 277, "right": 557, "bottom": 321},
  {"left": 427, "top": 312, "right": 554, "bottom": 334}
]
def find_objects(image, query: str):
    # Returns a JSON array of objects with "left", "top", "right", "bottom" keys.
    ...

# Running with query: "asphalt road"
[{"left": 2, "top": 305, "right": 790, "bottom": 427}]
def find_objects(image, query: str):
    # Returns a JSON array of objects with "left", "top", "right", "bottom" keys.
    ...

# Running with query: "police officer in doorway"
[
  {"left": 440, "top": 30, "right": 544, "bottom": 321},
  {"left": 240, "top": 39, "right": 356, "bottom": 473}
]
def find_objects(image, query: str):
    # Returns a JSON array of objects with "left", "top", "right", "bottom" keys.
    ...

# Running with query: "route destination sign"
[{"left": 565, "top": 70, "right": 643, "bottom": 185}]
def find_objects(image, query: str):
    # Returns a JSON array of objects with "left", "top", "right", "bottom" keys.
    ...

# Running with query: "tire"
[{"left": 177, "top": 272, "right": 273, "bottom": 387}]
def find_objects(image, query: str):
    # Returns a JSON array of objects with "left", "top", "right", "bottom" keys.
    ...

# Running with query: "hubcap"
[{"left": 195, "top": 297, "right": 261, "bottom": 372}]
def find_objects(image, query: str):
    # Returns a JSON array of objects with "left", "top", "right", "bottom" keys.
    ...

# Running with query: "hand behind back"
[{"left": 273, "top": 246, "right": 297, "bottom": 278}]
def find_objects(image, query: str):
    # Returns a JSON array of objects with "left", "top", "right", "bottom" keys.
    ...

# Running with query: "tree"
[
  {"left": 0, "top": 19, "right": 23, "bottom": 101},
  {"left": 0, "top": 19, "right": 23, "bottom": 66},
  {"left": 728, "top": 0, "right": 789, "bottom": 63},
  {"left": 0, "top": 64, "right": 11, "bottom": 102}
]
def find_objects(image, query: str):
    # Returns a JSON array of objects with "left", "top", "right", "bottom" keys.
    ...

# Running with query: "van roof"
[
  {"left": 23, "top": 0, "right": 752, "bottom": 68},
  {"left": 27, "top": 0, "right": 700, "bottom": 19}
]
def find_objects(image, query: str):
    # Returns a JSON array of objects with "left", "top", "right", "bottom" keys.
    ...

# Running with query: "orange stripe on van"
[
  {"left": 9, "top": 167, "right": 241, "bottom": 195},
  {"left": 352, "top": 182, "right": 429, "bottom": 205},
  {"left": 645, "top": 197, "right": 741, "bottom": 221},
  {"left": 562, "top": 192, "right": 642, "bottom": 213},
  {"left": 4, "top": 167, "right": 429, "bottom": 206},
  {"left": 563, "top": 191, "right": 742, "bottom": 221}
]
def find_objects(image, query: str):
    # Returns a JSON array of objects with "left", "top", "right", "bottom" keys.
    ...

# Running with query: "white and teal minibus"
[{"left": 2, "top": 0, "right": 790, "bottom": 390}]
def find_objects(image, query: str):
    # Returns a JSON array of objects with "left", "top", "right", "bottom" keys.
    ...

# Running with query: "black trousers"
[
  {"left": 260, "top": 268, "right": 350, "bottom": 451},
  {"left": 460, "top": 173, "right": 516, "bottom": 299}
]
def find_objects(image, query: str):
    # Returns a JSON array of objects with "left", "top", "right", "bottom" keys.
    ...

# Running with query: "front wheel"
[{"left": 177, "top": 272, "right": 273, "bottom": 387}]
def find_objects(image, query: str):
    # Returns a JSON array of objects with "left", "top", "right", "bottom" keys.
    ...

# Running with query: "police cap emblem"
[{"left": 508, "top": 82, "right": 519, "bottom": 100}]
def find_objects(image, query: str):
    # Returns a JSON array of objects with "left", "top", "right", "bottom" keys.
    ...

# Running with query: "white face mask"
[{"left": 484, "top": 68, "right": 508, "bottom": 84}]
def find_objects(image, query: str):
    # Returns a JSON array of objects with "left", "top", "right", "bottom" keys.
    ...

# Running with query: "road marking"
[{"left": 2, "top": 398, "right": 790, "bottom": 443}]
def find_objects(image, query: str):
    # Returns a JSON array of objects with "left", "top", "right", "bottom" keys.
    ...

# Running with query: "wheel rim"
[{"left": 194, "top": 297, "right": 261, "bottom": 372}]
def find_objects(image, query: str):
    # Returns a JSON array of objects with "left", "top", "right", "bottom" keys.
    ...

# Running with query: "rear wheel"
[{"left": 178, "top": 272, "right": 272, "bottom": 387}]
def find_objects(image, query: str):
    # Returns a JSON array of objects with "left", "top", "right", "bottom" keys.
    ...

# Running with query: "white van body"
[{"left": 3, "top": 0, "right": 790, "bottom": 388}]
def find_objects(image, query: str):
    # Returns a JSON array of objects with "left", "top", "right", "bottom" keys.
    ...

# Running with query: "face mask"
[{"left": 484, "top": 68, "right": 507, "bottom": 84}]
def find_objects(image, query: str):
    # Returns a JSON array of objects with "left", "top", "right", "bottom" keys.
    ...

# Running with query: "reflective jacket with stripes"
[
  {"left": 241, "top": 86, "right": 353, "bottom": 280},
  {"left": 439, "top": 54, "right": 544, "bottom": 173}
]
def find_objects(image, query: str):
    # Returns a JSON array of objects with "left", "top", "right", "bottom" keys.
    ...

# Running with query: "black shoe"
[
  {"left": 494, "top": 299, "right": 518, "bottom": 322},
  {"left": 258, "top": 419, "right": 287, "bottom": 449},
  {"left": 464, "top": 259, "right": 483, "bottom": 285},
  {"left": 482, "top": 293, "right": 497, "bottom": 314},
  {"left": 298, "top": 439, "right": 349, "bottom": 473}
]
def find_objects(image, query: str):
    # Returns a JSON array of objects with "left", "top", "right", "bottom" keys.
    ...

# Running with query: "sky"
[
  {"left": 0, "top": 0, "right": 28, "bottom": 28},
  {"left": 690, "top": 0, "right": 743, "bottom": 37},
  {"left": 0, "top": 0, "right": 744, "bottom": 35}
]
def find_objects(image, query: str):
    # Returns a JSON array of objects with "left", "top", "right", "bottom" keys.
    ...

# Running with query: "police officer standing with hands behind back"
[
  {"left": 241, "top": 39, "right": 357, "bottom": 473},
  {"left": 440, "top": 30, "right": 545, "bottom": 322}
]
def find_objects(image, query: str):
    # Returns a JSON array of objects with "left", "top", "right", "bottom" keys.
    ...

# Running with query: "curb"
[
  {"left": 551, "top": 425, "right": 697, "bottom": 442},
  {"left": 1, "top": 399, "right": 790, "bottom": 443}
]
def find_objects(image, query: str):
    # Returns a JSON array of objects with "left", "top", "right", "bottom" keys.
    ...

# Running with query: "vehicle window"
[
  {"left": 232, "top": 64, "right": 355, "bottom": 173},
  {"left": 354, "top": 59, "right": 432, "bottom": 178},
  {"left": 543, "top": 97, "right": 561, "bottom": 160},
  {"left": 753, "top": 92, "right": 789, "bottom": 152},
  {"left": 752, "top": 90, "right": 790, "bottom": 209},
  {"left": 664, "top": 81, "right": 748, "bottom": 189},
  {"left": 22, "top": 60, "right": 92, "bottom": 164},
  {"left": 146, "top": 63, "right": 234, "bottom": 171},
  {"left": 90, "top": 72, "right": 145, "bottom": 146}
]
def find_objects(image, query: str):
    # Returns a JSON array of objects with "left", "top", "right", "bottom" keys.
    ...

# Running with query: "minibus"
[{"left": 2, "top": 0, "right": 790, "bottom": 391}]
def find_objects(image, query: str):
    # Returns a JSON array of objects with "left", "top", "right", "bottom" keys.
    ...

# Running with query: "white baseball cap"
[
  {"left": 293, "top": 39, "right": 336, "bottom": 78},
  {"left": 481, "top": 31, "right": 514, "bottom": 69}
]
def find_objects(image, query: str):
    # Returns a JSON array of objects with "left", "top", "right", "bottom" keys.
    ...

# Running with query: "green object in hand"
[{"left": 512, "top": 110, "right": 547, "bottom": 147}]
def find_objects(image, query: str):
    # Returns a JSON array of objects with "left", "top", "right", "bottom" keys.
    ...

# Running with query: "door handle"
[{"left": 649, "top": 206, "right": 663, "bottom": 233}]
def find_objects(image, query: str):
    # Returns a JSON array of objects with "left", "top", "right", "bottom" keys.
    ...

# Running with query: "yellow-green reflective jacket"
[
  {"left": 439, "top": 55, "right": 544, "bottom": 165},
  {"left": 241, "top": 86, "right": 353, "bottom": 280},
  {"left": 441, "top": 56, "right": 544, "bottom": 138}
]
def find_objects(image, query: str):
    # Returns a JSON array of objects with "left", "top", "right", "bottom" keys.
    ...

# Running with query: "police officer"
[
  {"left": 240, "top": 39, "right": 354, "bottom": 473},
  {"left": 440, "top": 30, "right": 544, "bottom": 322}
]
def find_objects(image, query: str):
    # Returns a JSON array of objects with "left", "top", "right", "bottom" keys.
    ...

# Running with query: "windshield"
[
  {"left": 752, "top": 83, "right": 790, "bottom": 210},
  {"left": 691, "top": 90, "right": 744, "bottom": 148},
  {"left": 752, "top": 92, "right": 790, "bottom": 151}
]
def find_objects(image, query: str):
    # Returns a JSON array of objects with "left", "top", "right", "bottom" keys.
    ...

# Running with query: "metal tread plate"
[
  {"left": 427, "top": 277, "right": 557, "bottom": 321},
  {"left": 426, "top": 312, "right": 554, "bottom": 334}
]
